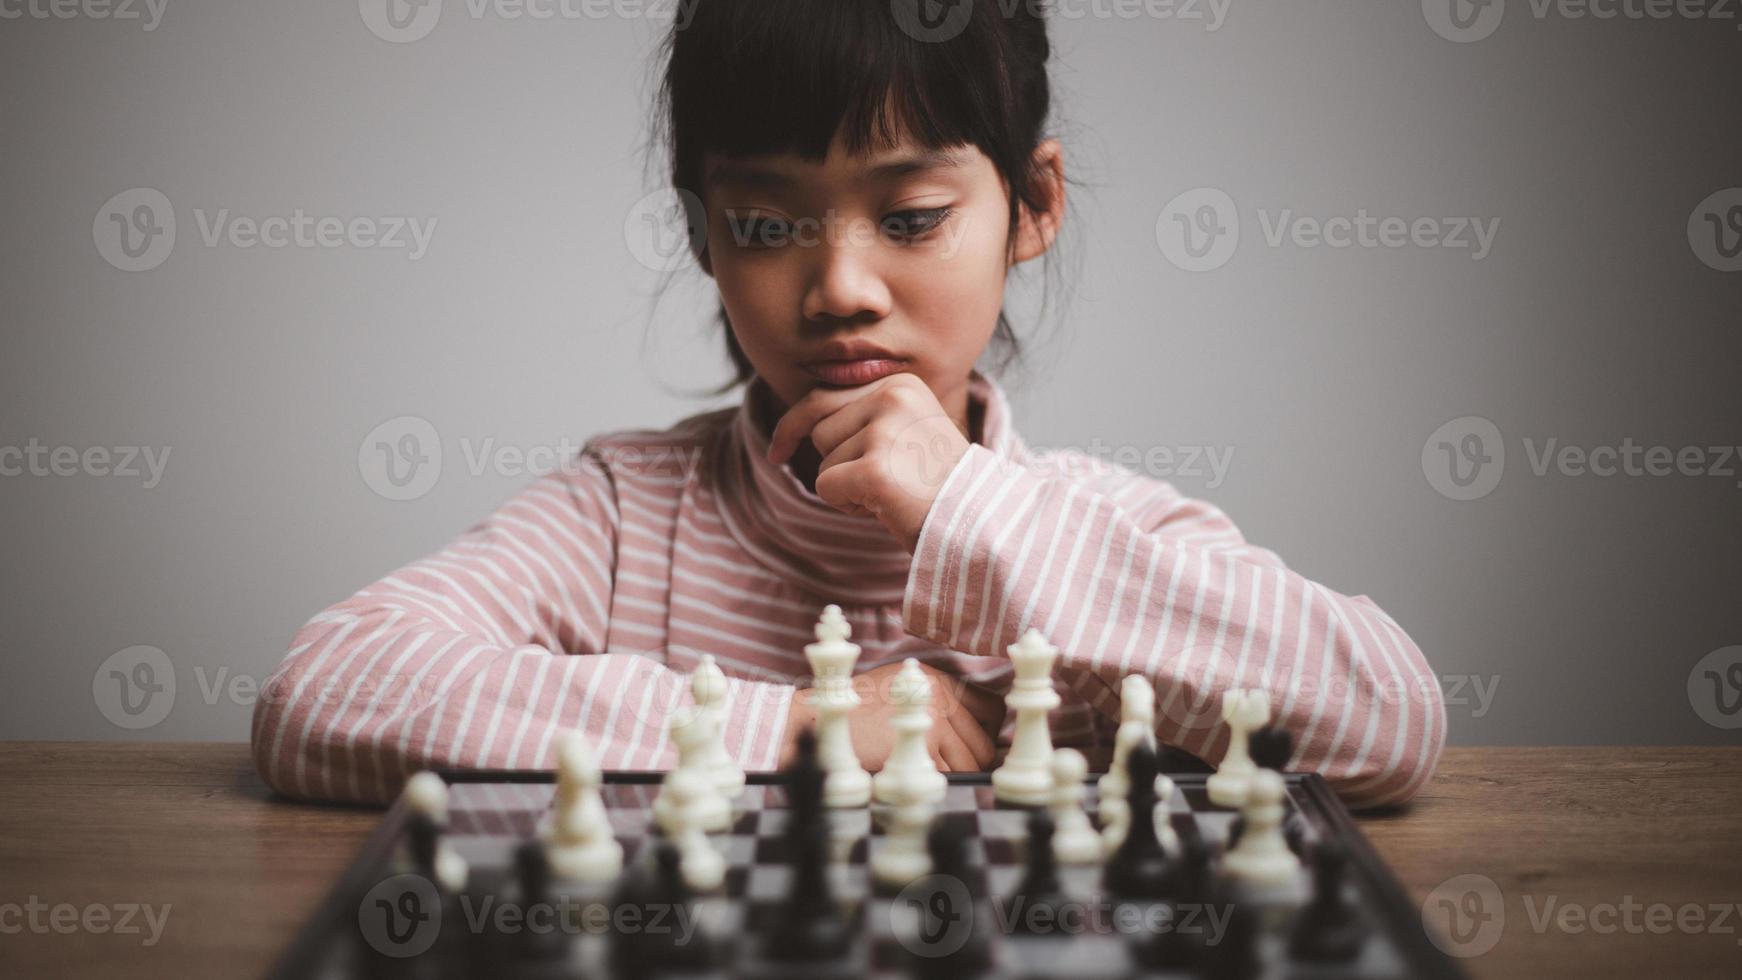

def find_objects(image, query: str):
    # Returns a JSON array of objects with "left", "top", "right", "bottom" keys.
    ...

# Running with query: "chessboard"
[{"left": 265, "top": 768, "right": 1465, "bottom": 980}]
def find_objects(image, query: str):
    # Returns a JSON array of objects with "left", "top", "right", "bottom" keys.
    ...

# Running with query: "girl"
[{"left": 252, "top": 0, "right": 1444, "bottom": 810}]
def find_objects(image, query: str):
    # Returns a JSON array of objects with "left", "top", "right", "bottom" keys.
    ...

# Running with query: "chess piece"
[
  {"left": 770, "top": 785, "right": 853, "bottom": 961},
  {"left": 1206, "top": 689, "right": 1269, "bottom": 808},
  {"left": 1288, "top": 839, "right": 1369, "bottom": 961},
  {"left": 496, "top": 840, "right": 569, "bottom": 970},
  {"left": 403, "top": 771, "right": 467, "bottom": 892},
  {"left": 991, "top": 629, "right": 1060, "bottom": 805},
  {"left": 612, "top": 843, "right": 717, "bottom": 975},
  {"left": 1047, "top": 748, "right": 1102, "bottom": 864},
  {"left": 691, "top": 654, "right": 747, "bottom": 798},
  {"left": 1221, "top": 735, "right": 1305, "bottom": 900},
  {"left": 1097, "top": 674, "right": 1155, "bottom": 838},
  {"left": 870, "top": 769, "right": 936, "bottom": 889},
  {"left": 1101, "top": 743, "right": 1175, "bottom": 901},
  {"left": 873, "top": 659, "right": 947, "bottom": 806},
  {"left": 803, "top": 605, "right": 871, "bottom": 808},
  {"left": 1010, "top": 809, "right": 1067, "bottom": 932},
  {"left": 909, "top": 822, "right": 993, "bottom": 978},
  {"left": 665, "top": 768, "right": 726, "bottom": 891},
  {"left": 544, "top": 731, "right": 623, "bottom": 882},
  {"left": 654, "top": 706, "right": 732, "bottom": 833}
]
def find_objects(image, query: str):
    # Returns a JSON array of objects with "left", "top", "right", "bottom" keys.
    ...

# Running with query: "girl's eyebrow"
[{"left": 705, "top": 148, "right": 968, "bottom": 191}]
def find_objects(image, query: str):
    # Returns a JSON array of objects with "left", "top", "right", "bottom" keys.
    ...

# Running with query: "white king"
[
  {"left": 804, "top": 604, "right": 871, "bottom": 807},
  {"left": 991, "top": 628, "right": 1061, "bottom": 805}
]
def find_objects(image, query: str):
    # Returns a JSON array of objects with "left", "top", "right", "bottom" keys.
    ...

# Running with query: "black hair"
[{"left": 645, "top": 0, "right": 1078, "bottom": 395}]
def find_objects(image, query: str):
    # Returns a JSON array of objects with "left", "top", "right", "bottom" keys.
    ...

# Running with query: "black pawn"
[
  {"left": 1288, "top": 839, "right": 1368, "bottom": 962},
  {"left": 1102, "top": 742, "right": 1175, "bottom": 901},
  {"left": 1205, "top": 896, "right": 1262, "bottom": 980},
  {"left": 1132, "top": 834, "right": 1213, "bottom": 970},
  {"left": 783, "top": 727, "right": 825, "bottom": 847},
  {"left": 613, "top": 843, "right": 715, "bottom": 977},
  {"left": 404, "top": 811, "right": 440, "bottom": 878},
  {"left": 910, "top": 822, "right": 991, "bottom": 978},
  {"left": 1008, "top": 809, "right": 1066, "bottom": 934},
  {"left": 770, "top": 758, "right": 851, "bottom": 964},
  {"left": 515, "top": 841, "right": 569, "bottom": 958},
  {"left": 1249, "top": 726, "right": 1293, "bottom": 771}
]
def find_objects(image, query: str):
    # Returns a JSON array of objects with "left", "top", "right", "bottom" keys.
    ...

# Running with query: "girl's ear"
[{"left": 1011, "top": 138, "right": 1066, "bottom": 266}]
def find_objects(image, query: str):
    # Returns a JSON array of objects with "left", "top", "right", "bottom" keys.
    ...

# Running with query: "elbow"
[
  {"left": 250, "top": 612, "right": 378, "bottom": 805},
  {"left": 1336, "top": 629, "right": 1448, "bottom": 810}
]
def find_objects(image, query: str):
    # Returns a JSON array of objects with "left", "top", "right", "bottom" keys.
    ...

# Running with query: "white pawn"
[
  {"left": 873, "top": 659, "right": 947, "bottom": 806},
  {"left": 665, "top": 768, "right": 726, "bottom": 892},
  {"left": 870, "top": 771, "right": 935, "bottom": 889},
  {"left": 1221, "top": 768, "right": 1303, "bottom": 900},
  {"left": 1206, "top": 689, "right": 1270, "bottom": 808},
  {"left": 1097, "top": 675, "right": 1156, "bottom": 836},
  {"left": 403, "top": 771, "right": 468, "bottom": 892},
  {"left": 991, "top": 629, "right": 1061, "bottom": 805},
  {"left": 654, "top": 707, "right": 731, "bottom": 834},
  {"left": 544, "top": 731, "right": 623, "bottom": 882},
  {"left": 804, "top": 605, "right": 871, "bottom": 808},
  {"left": 1047, "top": 749, "right": 1102, "bottom": 865},
  {"left": 691, "top": 655, "right": 746, "bottom": 799}
]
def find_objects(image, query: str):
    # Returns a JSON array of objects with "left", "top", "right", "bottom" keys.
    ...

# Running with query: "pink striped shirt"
[{"left": 251, "top": 370, "right": 1444, "bottom": 809}]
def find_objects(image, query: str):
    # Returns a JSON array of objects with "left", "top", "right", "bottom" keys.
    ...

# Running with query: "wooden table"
[{"left": 0, "top": 744, "right": 1737, "bottom": 980}]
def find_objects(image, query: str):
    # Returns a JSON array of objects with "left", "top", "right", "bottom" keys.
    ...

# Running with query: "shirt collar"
[{"left": 711, "top": 368, "right": 1025, "bottom": 604}]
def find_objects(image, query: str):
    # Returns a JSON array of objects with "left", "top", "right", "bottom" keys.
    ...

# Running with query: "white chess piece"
[
  {"left": 654, "top": 707, "right": 732, "bottom": 833},
  {"left": 665, "top": 768, "right": 726, "bottom": 892},
  {"left": 691, "top": 655, "right": 746, "bottom": 799},
  {"left": 403, "top": 771, "right": 468, "bottom": 892},
  {"left": 804, "top": 605, "right": 871, "bottom": 808},
  {"left": 544, "top": 731, "right": 624, "bottom": 882},
  {"left": 1048, "top": 749, "right": 1102, "bottom": 865},
  {"left": 873, "top": 659, "right": 947, "bottom": 806},
  {"left": 991, "top": 629, "right": 1061, "bottom": 805},
  {"left": 1220, "top": 768, "right": 1303, "bottom": 900},
  {"left": 870, "top": 770, "right": 935, "bottom": 889},
  {"left": 1206, "top": 689, "right": 1270, "bottom": 808},
  {"left": 1096, "top": 674, "right": 1156, "bottom": 839}
]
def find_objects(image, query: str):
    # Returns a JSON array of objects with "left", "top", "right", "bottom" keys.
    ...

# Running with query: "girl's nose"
[{"left": 801, "top": 227, "right": 893, "bottom": 325}]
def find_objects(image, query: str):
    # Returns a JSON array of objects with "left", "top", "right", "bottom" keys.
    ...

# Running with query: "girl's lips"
[{"left": 803, "top": 357, "right": 909, "bottom": 387}]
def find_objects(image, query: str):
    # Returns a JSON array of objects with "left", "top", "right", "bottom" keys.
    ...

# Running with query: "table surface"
[{"left": 0, "top": 744, "right": 1737, "bottom": 980}]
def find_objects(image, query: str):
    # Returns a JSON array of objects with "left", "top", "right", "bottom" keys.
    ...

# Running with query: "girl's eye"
[
  {"left": 881, "top": 207, "right": 954, "bottom": 242},
  {"left": 727, "top": 213, "right": 792, "bottom": 249}
]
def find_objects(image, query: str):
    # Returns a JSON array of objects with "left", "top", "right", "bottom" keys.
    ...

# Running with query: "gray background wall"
[{"left": 2, "top": 1, "right": 1738, "bottom": 748}]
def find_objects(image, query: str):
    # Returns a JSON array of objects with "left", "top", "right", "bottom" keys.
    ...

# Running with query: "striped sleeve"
[
  {"left": 249, "top": 445, "right": 794, "bottom": 805},
  {"left": 901, "top": 445, "right": 1446, "bottom": 809}
]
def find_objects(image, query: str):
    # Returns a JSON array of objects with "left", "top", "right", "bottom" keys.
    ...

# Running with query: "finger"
[
  {"left": 808, "top": 393, "right": 891, "bottom": 462},
  {"left": 816, "top": 425, "right": 874, "bottom": 474},
  {"left": 939, "top": 735, "right": 977, "bottom": 773},
  {"left": 766, "top": 376, "right": 898, "bottom": 465},
  {"left": 959, "top": 683, "right": 1007, "bottom": 733},
  {"left": 945, "top": 707, "right": 998, "bottom": 769}
]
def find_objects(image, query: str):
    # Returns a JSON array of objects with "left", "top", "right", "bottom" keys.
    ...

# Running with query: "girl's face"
[{"left": 699, "top": 131, "right": 1063, "bottom": 421}]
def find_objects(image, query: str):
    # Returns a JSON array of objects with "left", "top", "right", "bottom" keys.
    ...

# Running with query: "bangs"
[{"left": 663, "top": 0, "right": 1026, "bottom": 191}]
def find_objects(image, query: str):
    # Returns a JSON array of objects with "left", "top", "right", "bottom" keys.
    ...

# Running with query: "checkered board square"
[{"left": 270, "top": 772, "right": 1466, "bottom": 980}]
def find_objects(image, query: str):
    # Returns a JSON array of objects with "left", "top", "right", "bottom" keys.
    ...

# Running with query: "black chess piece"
[
  {"left": 908, "top": 821, "right": 992, "bottom": 979},
  {"left": 765, "top": 727, "right": 852, "bottom": 965},
  {"left": 611, "top": 842, "right": 716, "bottom": 978},
  {"left": 1249, "top": 727, "right": 1293, "bottom": 771},
  {"left": 1131, "top": 833, "right": 1214, "bottom": 970},
  {"left": 1101, "top": 742, "right": 1176, "bottom": 901},
  {"left": 1287, "top": 839, "right": 1369, "bottom": 962},
  {"left": 1007, "top": 809, "right": 1066, "bottom": 934},
  {"left": 491, "top": 840, "right": 570, "bottom": 976},
  {"left": 1204, "top": 893, "right": 1263, "bottom": 980}
]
